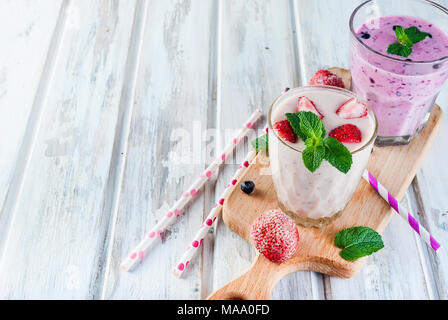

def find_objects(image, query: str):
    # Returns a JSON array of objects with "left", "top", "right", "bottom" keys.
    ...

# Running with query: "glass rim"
[
  {"left": 267, "top": 85, "right": 379, "bottom": 155},
  {"left": 349, "top": 0, "right": 448, "bottom": 65}
]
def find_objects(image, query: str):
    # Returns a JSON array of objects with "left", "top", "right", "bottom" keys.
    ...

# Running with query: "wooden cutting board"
[{"left": 208, "top": 87, "right": 443, "bottom": 300}]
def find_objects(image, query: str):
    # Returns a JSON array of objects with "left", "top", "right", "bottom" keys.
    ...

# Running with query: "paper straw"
[
  {"left": 362, "top": 170, "right": 440, "bottom": 252},
  {"left": 120, "top": 109, "right": 262, "bottom": 272},
  {"left": 173, "top": 147, "right": 258, "bottom": 277}
]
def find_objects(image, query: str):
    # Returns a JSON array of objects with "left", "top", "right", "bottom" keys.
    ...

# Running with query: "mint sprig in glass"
[
  {"left": 387, "top": 25, "right": 431, "bottom": 58},
  {"left": 285, "top": 111, "right": 353, "bottom": 173}
]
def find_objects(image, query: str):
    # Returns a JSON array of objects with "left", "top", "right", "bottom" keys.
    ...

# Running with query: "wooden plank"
[
  {"left": 0, "top": 0, "right": 63, "bottom": 239},
  {"left": 100, "top": 0, "right": 217, "bottom": 300},
  {"left": 209, "top": 105, "right": 441, "bottom": 299},
  {"left": 405, "top": 0, "right": 448, "bottom": 301},
  {"left": 412, "top": 87, "right": 448, "bottom": 299},
  {"left": 213, "top": 0, "right": 320, "bottom": 300},
  {"left": 293, "top": 0, "right": 433, "bottom": 299},
  {"left": 0, "top": 0, "right": 137, "bottom": 299}
]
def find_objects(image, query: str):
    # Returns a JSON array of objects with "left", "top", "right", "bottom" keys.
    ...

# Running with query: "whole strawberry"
[
  {"left": 309, "top": 70, "right": 345, "bottom": 88},
  {"left": 250, "top": 209, "right": 300, "bottom": 262}
]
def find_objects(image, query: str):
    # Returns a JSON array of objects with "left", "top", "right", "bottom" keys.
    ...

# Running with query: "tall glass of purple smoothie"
[{"left": 350, "top": 0, "right": 448, "bottom": 146}]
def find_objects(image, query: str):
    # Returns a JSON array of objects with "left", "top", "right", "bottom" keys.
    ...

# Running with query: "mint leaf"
[
  {"left": 405, "top": 26, "right": 431, "bottom": 44},
  {"left": 298, "top": 111, "right": 326, "bottom": 139},
  {"left": 387, "top": 25, "right": 432, "bottom": 58},
  {"left": 334, "top": 226, "right": 384, "bottom": 261},
  {"left": 302, "top": 145, "right": 325, "bottom": 173},
  {"left": 251, "top": 133, "right": 269, "bottom": 151},
  {"left": 387, "top": 42, "right": 413, "bottom": 58},
  {"left": 285, "top": 113, "right": 307, "bottom": 141},
  {"left": 285, "top": 111, "right": 351, "bottom": 173},
  {"left": 286, "top": 111, "right": 325, "bottom": 142},
  {"left": 394, "top": 26, "right": 413, "bottom": 47},
  {"left": 305, "top": 137, "right": 322, "bottom": 149},
  {"left": 323, "top": 137, "right": 353, "bottom": 174}
]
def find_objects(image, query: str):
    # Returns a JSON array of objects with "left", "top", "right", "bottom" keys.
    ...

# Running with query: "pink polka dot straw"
[
  {"left": 120, "top": 109, "right": 262, "bottom": 272},
  {"left": 362, "top": 170, "right": 440, "bottom": 252},
  {"left": 173, "top": 148, "right": 257, "bottom": 277}
]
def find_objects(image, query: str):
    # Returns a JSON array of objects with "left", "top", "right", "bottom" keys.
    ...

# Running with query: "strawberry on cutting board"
[{"left": 250, "top": 209, "right": 300, "bottom": 263}]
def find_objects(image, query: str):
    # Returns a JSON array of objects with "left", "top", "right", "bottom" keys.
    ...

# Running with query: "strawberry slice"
[
  {"left": 273, "top": 120, "right": 297, "bottom": 143},
  {"left": 309, "top": 70, "right": 345, "bottom": 88},
  {"left": 329, "top": 124, "right": 362, "bottom": 143},
  {"left": 297, "top": 96, "right": 324, "bottom": 119},
  {"left": 336, "top": 98, "right": 368, "bottom": 119}
]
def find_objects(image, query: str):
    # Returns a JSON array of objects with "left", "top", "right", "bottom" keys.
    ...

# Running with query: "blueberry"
[
  {"left": 433, "top": 64, "right": 441, "bottom": 69},
  {"left": 360, "top": 32, "right": 371, "bottom": 39},
  {"left": 241, "top": 180, "right": 255, "bottom": 195}
]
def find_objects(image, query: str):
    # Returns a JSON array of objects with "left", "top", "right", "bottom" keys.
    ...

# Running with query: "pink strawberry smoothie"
[
  {"left": 268, "top": 86, "right": 377, "bottom": 228},
  {"left": 350, "top": 16, "right": 448, "bottom": 140}
]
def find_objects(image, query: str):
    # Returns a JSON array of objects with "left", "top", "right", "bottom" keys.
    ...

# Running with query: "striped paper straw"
[
  {"left": 362, "top": 170, "right": 440, "bottom": 252},
  {"left": 120, "top": 109, "right": 262, "bottom": 272},
  {"left": 173, "top": 147, "right": 258, "bottom": 277}
]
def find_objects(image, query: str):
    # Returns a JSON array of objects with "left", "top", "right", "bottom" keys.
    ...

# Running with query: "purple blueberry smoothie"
[{"left": 350, "top": 14, "right": 448, "bottom": 145}]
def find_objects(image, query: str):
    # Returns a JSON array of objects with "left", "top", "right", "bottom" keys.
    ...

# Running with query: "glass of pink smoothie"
[
  {"left": 350, "top": 0, "right": 448, "bottom": 146},
  {"left": 268, "top": 86, "right": 377, "bottom": 228}
]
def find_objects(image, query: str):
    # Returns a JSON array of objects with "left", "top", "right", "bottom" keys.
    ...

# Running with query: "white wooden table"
[{"left": 0, "top": 0, "right": 447, "bottom": 300}]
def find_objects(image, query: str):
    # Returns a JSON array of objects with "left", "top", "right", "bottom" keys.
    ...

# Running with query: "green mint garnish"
[
  {"left": 286, "top": 111, "right": 352, "bottom": 173},
  {"left": 405, "top": 26, "right": 432, "bottom": 43},
  {"left": 334, "top": 226, "right": 384, "bottom": 261},
  {"left": 394, "top": 26, "right": 414, "bottom": 47},
  {"left": 323, "top": 137, "right": 353, "bottom": 174},
  {"left": 302, "top": 144, "right": 325, "bottom": 173},
  {"left": 387, "top": 25, "right": 431, "bottom": 58},
  {"left": 285, "top": 112, "right": 307, "bottom": 142},
  {"left": 387, "top": 42, "right": 413, "bottom": 58},
  {"left": 299, "top": 112, "right": 326, "bottom": 140},
  {"left": 251, "top": 133, "right": 269, "bottom": 151}
]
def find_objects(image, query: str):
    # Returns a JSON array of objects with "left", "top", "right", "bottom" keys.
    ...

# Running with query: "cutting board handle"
[{"left": 207, "top": 254, "right": 298, "bottom": 300}]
